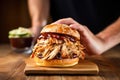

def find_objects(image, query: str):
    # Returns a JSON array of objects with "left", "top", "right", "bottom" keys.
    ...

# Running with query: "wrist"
[
  {"left": 31, "top": 20, "right": 47, "bottom": 38},
  {"left": 32, "top": 19, "right": 47, "bottom": 28},
  {"left": 96, "top": 34, "right": 109, "bottom": 54}
]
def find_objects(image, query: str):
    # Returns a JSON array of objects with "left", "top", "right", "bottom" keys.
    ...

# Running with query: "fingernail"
[{"left": 69, "top": 24, "right": 73, "bottom": 27}]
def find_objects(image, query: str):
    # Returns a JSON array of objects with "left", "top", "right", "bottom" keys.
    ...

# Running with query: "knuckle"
[{"left": 67, "top": 17, "right": 73, "bottom": 20}]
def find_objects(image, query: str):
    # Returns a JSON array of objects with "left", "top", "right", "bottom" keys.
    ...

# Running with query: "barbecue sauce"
[{"left": 38, "top": 32, "right": 79, "bottom": 42}]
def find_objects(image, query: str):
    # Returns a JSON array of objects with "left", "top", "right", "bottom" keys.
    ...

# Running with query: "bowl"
[
  {"left": 9, "top": 37, "right": 33, "bottom": 53},
  {"left": 8, "top": 27, "right": 34, "bottom": 53}
]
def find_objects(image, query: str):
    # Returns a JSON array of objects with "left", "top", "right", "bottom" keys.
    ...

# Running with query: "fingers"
[
  {"left": 53, "top": 18, "right": 85, "bottom": 32},
  {"left": 52, "top": 18, "right": 94, "bottom": 39},
  {"left": 53, "top": 18, "right": 77, "bottom": 25},
  {"left": 69, "top": 24, "right": 85, "bottom": 32}
]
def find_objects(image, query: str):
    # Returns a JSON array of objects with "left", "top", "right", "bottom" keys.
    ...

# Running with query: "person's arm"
[
  {"left": 96, "top": 17, "right": 120, "bottom": 53},
  {"left": 53, "top": 17, "right": 120, "bottom": 55},
  {"left": 28, "top": 0, "right": 49, "bottom": 37}
]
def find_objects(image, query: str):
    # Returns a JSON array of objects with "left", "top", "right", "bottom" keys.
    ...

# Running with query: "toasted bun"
[
  {"left": 41, "top": 24, "right": 80, "bottom": 40},
  {"left": 33, "top": 56, "right": 79, "bottom": 67}
]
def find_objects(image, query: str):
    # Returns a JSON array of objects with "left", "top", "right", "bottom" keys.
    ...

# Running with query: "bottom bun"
[{"left": 33, "top": 56, "right": 79, "bottom": 67}]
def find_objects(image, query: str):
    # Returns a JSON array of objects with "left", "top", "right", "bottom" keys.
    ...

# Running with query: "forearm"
[
  {"left": 28, "top": 0, "right": 49, "bottom": 27},
  {"left": 96, "top": 17, "right": 120, "bottom": 53}
]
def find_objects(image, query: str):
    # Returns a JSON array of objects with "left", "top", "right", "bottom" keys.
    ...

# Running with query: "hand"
[
  {"left": 31, "top": 26, "right": 43, "bottom": 37},
  {"left": 29, "top": 26, "right": 43, "bottom": 45},
  {"left": 53, "top": 18, "right": 105, "bottom": 55}
]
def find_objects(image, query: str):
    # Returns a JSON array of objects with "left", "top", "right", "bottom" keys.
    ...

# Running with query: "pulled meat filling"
[{"left": 31, "top": 32, "right": 85, "bottom": 60}]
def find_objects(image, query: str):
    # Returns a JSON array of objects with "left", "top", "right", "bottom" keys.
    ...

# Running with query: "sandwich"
[{"left": 30, "top": 24, "right": 85, "bottom": 67}]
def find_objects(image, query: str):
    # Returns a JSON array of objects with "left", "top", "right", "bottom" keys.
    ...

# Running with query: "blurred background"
[
  {"left": 0, "top": 0, "right": 119, "bottom": 44},
  {"left": 0, "top": 0, "right": 31, "bottom": 44}
]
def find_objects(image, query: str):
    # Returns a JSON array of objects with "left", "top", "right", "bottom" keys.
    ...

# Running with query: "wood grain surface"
[
  {"left": 24, "top": 58, "right": 99, "bottom": 75},
  {"left": 0, "top": 44, "right": 120, "bottom": 80}
]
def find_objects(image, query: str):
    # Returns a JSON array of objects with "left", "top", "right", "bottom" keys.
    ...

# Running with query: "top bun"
[{"left": 41, "top": 24, "right": 80, "bottom": 40}]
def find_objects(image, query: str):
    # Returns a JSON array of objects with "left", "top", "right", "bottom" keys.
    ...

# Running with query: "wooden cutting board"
[{"left": 24, "top": 58, "right": 99, "bottom": 75}]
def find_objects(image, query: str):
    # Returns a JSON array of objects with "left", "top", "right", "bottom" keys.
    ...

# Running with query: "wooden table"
[{"left": 0, "top": 44, "right": 120, "bottom": 80}]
